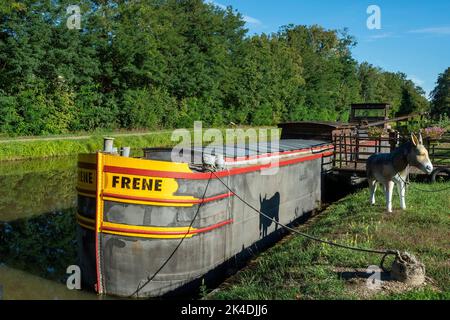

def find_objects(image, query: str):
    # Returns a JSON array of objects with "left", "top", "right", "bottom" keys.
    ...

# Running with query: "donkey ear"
[
  {"left": 418, "top": 132, "right": 423, "bottom": 144},
  {"left": 411, "top": 133, "right": 419, "bottom": 146}
]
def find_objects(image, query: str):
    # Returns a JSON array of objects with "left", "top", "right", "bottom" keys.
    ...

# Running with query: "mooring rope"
[
  {"left": 129, "top": 171, "right": 214, "bottom": 298},
  {"left": 208, "top": 170, "right": 400, "bottom": 270}
]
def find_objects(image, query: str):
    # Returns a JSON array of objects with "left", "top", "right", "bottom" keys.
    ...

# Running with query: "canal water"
[{"left": 0, "top": 157, "right": 102, "bottom": 300}]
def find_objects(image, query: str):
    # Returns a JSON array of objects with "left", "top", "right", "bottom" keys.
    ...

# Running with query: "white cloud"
[
  {"left": 367, "top": 32, "right": 393, "bottom": 40},
  {"left": 242, "top": 15, "right": 262, "bottom": 26},
  {"left": 205, "top": 0, "right": 262, "bottom": 26},
  {"left": 365, "top": 32, "right": 395, "bottom": 42},
  {"left": 408, "top": 75, "right": 425, "bottom": 87},
  {"left": 409, "top": 27, "right": 450, "bottom": 35}
]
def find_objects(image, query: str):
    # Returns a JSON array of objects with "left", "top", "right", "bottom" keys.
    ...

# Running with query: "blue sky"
[{"left": 206, "top": 0, "right": 450, "bottom": 98}]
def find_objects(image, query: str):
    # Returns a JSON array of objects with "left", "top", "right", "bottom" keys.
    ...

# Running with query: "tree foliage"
[
  {"left": 0, "top": 0, "right": 430, "bottom": 135},
  {"left": 430, "top": 67, "right": 450, "bottom": 117}
]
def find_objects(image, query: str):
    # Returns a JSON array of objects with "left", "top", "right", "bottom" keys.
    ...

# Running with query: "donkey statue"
[{"left": 367, "top": 132, "right": 433, "bottom": 213}]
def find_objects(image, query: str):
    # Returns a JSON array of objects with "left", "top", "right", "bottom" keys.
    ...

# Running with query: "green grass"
[
  {"left": 0, "top": 127, "right": 275, "bottom": 162},
  {"left": 0, "top": 132, "right": 174, "bottom": 161},
  {"left": 208, "top": 182, "right": 450, "bottom": 300}
]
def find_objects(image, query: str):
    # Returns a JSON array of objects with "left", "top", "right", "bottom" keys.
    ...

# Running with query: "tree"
[
  {"left": 397, "top": 80, "right": 429, "bottom": 116},
  {"left": 358, "top": 62, "right": 386, "bottom": 102},
  {"left": 430, "top": 67, "right": 450, "bottom": 117},
  {"left": 279, "top": 25, "right": 359, "bottom": 122}
]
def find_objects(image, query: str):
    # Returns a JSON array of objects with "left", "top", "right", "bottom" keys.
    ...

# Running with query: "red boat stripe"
[
  {"left": 102, "top": 192, "right": 233, "bottom": 204},
  {"left": 101, "top": 219, "right": 234, "bottom": 236},
  {"left": 225, "top": 145, "right": 332, "bottom": 162},
  {"left": 103, "top": 150, "right": 334, "bottom": 180}
]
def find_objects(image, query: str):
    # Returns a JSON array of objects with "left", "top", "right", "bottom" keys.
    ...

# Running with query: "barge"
[{"left": 76, "top": 139, "right": 333, "bottom": 297}]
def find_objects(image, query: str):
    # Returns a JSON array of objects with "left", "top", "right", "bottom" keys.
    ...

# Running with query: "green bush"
[
  {"left": 0, "top": 93, "right": 21, "bottom": 135},
  {"left": 121, "top": 88, "right": 177, "bottom": 130}
]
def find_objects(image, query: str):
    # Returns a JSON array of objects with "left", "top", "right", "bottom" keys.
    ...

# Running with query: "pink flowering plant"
[{"left": 421, "top": 127, "right": 447, "bottom": 140}]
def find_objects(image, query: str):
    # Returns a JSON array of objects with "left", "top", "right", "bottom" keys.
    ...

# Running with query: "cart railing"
[
  {"left": 333, "top": 130, "right": 450, "bottom": 171},
  {"left": 426, "top": 133, "right": 450, "bottom": 167}
]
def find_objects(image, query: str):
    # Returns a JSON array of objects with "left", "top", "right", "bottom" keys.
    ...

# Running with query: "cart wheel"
[{"left": 430, "top": 168, "right": 450, "bottom": 183}]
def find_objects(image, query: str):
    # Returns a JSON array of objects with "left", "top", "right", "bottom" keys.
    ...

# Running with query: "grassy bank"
[
  {"left": 0, "top": 127, "right": 274, "bottom": 162},
  {"left": 208, "top": 182, "right": 450, "bottom": 300},
  {"left": 0, "top": 132, "right": 175, "bottom": 162}
]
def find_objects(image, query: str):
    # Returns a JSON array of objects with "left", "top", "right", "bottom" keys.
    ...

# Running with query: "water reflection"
[
  {"left": 1, "top": 208, "right": 77, "bottom": 282},
  {"left": 0, "top": 157, "right": 103, "bottom": 300},
  {"left": 0, "top": 157, "right": 77, "bottom": 222}
]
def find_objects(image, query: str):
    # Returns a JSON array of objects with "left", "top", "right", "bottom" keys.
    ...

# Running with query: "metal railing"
[
  {"left": 426, "top": 133, "right": 450, "bottom": 167},
  {"left": 333, "top": 130, "right": 450, "bottom": 171}
]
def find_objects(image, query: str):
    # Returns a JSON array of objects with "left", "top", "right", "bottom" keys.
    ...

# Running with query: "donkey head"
[{"left": 407, "top": 133, "right": 433, "bottom": 174}]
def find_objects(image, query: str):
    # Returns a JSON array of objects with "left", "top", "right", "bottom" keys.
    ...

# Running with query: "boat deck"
[
  {"left": 190, "top": 139, "right": 333, "bottom": 158},
  {"left": 144, "top": 139, "right": 334, "bottom": 164}
]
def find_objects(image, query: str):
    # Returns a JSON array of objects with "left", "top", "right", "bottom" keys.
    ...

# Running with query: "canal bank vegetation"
[
  {"left": 0, "top": 131, "right": 176, "bottom": 161},
  {"left": 1, "top": 1, "right": 445, "bottom": 138},
  {"left": 208, "top": 182, "right": 450, "bottom": 300},
  {"left": 0, "top": 127, "right": 274, "bottom": 161}
]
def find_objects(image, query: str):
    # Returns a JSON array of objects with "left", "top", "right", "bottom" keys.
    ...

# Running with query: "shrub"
[{"left": 121, "top": 88, "right": 178, "bottom": 130}]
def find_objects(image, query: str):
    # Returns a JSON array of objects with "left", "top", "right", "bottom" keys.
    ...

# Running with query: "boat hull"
[{"left": 76, "top": 141, "right": 333, "bottom": 297}]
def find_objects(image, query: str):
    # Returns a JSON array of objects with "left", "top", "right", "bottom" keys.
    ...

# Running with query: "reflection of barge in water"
[{"left": 76, "top": 139, "right": 333, "bottom": 298}]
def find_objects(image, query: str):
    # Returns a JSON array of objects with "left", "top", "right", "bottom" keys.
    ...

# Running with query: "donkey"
[{"left": 367, "top": 133, "right": 433, "bottom": 213}]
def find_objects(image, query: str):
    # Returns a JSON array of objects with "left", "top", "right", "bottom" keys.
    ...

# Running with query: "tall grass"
[{"left": 0, "top": 133, "right": 172, "bottom": 161}]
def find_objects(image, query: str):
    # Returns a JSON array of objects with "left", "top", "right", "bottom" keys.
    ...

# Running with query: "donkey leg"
[
  {"left": 398, "top": 178, "right": 406, "bottom": 210},
  {"left": 393, "top": 175, "right": 406, "bottom": 210},
  {"left": 384, "top": 181, "right": 395, "bottom": 213},
  {"left": 369, "top": 179, "right": 377, "bottom": 205}
]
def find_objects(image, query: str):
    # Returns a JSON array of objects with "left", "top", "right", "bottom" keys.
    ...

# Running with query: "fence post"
[
  {"left": 333, "top": 133, "right": 337, "bottom": 168},
  {"left": 355, "top": 130, "right": 359, "bottom": 170}
]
